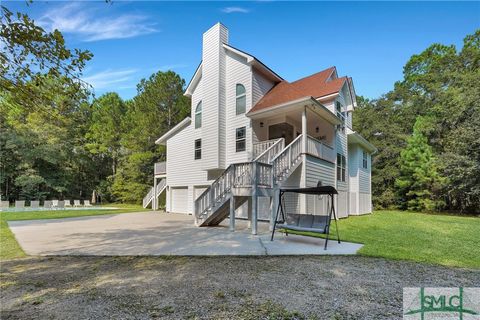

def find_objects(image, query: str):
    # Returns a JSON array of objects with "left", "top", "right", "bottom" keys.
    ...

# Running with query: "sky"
[{"left": 5, "top": 1, "right": 480, "bottom": 100}]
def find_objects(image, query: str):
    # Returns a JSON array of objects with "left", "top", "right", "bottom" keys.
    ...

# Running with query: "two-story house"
[{"left": 144, "top": 23, "right": 376, "bottom": 235}]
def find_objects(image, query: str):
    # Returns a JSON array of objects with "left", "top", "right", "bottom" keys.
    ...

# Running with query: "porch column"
[
  {"left": 229, "top": 196, "right": 235, "bottom": 232},
  {"left": 153, "top": 177, "right": 157, "bottom": 211},
  {"left": 302, "top": 106, "right": 307, "bottom": 153},
  {"left": 300, "top": 107, "right": 308, "bottom": 213}
]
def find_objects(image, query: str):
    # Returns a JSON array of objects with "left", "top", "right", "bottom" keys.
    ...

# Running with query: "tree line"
[
  {"left": 1, "top": 4, "right": 478, "bottom": 212},
  {"left": 353, "top": 30, "right": 480, "bottom": 214},
  {"left": 0, "top": 4, "right": 189, "bottom": 204}
]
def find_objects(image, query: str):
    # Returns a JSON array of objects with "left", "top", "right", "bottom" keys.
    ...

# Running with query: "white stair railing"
[
  {"left": 271, "top": 134, "right": 303, "bottom": 182},
  {"left": 195, "top": 164, "right": 234, "bottom": 220},
  {"left": 194, "top": 161, "right": 274, "bottom": 224},
  {"left": 254, "top": 138, "right": 285, "bottom": 164},
  {"left": 194, "top": 133, "right": 338, "bottom": 226},
  {"left": 155, "top": 179, "right": 167, "bottom": 197},
  {"left": 252, "top": 138, "right": 282, "bottom": 159},
  {"left": 142, "top": 187, "right": 154, "bottom": 208},
  {"left": 143, "top": 179, "right": 167, "bottom": 209}
]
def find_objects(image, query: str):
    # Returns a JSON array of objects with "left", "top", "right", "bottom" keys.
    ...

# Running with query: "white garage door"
[{"left": 171, "top": 187, "right": 188, "bottom": 213}]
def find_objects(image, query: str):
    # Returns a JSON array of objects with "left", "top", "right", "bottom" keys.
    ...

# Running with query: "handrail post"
[
  {"left": 152, "top": 177, "right": 157, "bottom": 211},
  {"left": 251, "top": 161, "right": 258, "bottom": 235},
  {"left": 229, "top": 195, "right": 235, "bottom": 232}
]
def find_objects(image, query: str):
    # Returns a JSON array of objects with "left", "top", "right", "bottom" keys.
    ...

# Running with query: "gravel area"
[{"left": 1, "top": 256, "right": 479, "bottom": 319}]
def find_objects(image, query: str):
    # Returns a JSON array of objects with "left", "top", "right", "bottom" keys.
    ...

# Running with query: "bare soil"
[{"left": 1, "top": 256, "right": 479, "bottom": 319}]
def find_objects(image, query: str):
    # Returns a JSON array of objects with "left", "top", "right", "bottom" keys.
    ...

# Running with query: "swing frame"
[{"left": 270, "top": 186, "right": 341, "bottom": 250}]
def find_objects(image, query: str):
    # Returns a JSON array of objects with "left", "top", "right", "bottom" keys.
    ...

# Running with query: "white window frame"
[
  {"left": 195, "top": 101, "right": 202, "bottom": 129},
  {"left": 362, "top": 150, "right": 368, "bottom": 169},
  {"left": 236, "top": 127, "right": 246, "bottom": 152},
  {"left": 337, "top": 153, "right": 346, "bottom": 182},
  {"left": 336, "top": 101, "right": 345, "bottom": 123},
  {"left": 194, "top": 139, "right": 201, "bottom": 160},
  {"left": 236, "top": 84, "right": 246, "bottom": 115}
]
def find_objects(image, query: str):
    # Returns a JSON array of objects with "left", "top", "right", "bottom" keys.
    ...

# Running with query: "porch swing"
[{"left": 270, "top": 184, "right": 341, "bottom": 250}]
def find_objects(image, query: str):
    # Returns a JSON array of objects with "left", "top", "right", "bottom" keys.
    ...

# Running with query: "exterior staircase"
[
  {"left": 143, "top": 179, "right": 166, "bottom": 208},
  {"left": 194, "top": 135, "right": 305, "bottom": 227}
]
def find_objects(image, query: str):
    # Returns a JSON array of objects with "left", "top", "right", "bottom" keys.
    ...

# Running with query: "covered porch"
[{"left": 249, "top": 97, "right": 340, "bottom": 164}]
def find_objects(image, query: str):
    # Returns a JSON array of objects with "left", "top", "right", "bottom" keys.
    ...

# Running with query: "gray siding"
[
  {"left": 252, "top": 70, "right": 275, "bottom": 105},
  {"left": 305, "top": 155, "right": 335, "bottom": 187},
  {"left": 305, "top": 155, "right": 335, "bottom": 216}
]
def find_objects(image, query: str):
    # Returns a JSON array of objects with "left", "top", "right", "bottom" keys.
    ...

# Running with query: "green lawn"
[
  {"left": 0, "top": 204, "right": 147, "bottom": 260},
  {"left": 287, "top": 210, "right": 480, "bottom": 269},
  {"left": 2, "top": 207, "right": 479, "bottom": 269}
]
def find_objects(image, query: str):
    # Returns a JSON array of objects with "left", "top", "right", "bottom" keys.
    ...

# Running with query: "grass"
[
  {"left": 286, "top": 210, "right": 480, "bottom": 269},
  {"left": 2, "top": 206, "right": 479, "bottom": 269},
  {"left": 0, "top": 204, "right": 147, "bottom": 260}
]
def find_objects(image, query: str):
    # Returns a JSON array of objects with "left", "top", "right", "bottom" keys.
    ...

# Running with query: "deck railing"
[
  {"left": 256, "top": 162, "right": 273, "bottom": 187},
  {"left": 154, "top": 162, "right": 166, "bottom": 175},
  {"left": 306, "top": 136, "right": 335, "bottom": 163}
]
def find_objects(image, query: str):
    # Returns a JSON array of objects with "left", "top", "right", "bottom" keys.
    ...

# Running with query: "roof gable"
[{"left": 249, "top": 66, "right": 348, "bottom": 114}]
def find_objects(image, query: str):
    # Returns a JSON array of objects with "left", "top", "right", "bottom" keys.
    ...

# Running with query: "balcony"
[
  {"left": 154, "top": 161, "right": 166, "bottom": 176},
  {"left": 306, "top": 136, "right": 335, "bottom": 163}
]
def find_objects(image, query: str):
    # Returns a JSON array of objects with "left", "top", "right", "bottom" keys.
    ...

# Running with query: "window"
[
  {"left": 337, "top": 153, "right": 346, "bottom": 182},
  {"left": 362, "top": 150, "right": 368, "bottom": 169},
  {"left": 236, "top": 84, "right": 246, "bottom": 115},
  {"left": 336, "top": 101, "right": 345, "bottom": 123},
  {"left": 236, "top": 127, "right": 246, "bottom": 152},
  {"left": 194, "top": 139, "right": 201, "bottom": 160},
  {"left": 195, "top": 101, "right": 202, "bottom": 129}
]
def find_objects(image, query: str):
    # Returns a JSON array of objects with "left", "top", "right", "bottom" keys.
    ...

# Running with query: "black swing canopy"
[{"left": 270, "top": 185, "right": 341, "bottom": 250}]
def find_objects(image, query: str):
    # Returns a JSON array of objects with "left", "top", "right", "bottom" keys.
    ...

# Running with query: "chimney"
[{"left": 201, "top": 23, "right": 228, "bottom": 170}]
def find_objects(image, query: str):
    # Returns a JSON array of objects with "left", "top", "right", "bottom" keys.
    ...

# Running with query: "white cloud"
[
  {"left": 158, "top": 64, "right": 188, "bottom": 71},
  {"left": 82, "top": 69, "right": 138, "bottom": 90},
  {"left": 221, "top": 7, "right": 250, "bottom": 14},
  {"left": 38, "top": 3, "right": 157, "bottom": 42}
]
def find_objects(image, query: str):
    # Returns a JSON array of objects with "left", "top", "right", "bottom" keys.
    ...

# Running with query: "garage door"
[{"left": 171, "top": 187, "right": 188, "bottom": 213}]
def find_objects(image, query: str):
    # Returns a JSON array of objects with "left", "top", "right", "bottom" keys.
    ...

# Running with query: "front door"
[{"left": 268, "top": 123, "right": 294, "bottom": 145}]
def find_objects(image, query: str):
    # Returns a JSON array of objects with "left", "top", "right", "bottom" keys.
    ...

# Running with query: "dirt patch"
[{"left": 1, "top": 256, "right": 479, "bottom": 319}]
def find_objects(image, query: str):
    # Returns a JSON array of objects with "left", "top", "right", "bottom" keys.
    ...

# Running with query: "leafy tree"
[
  {"left": 123, "top": 71, "right": 190, "bottom": 152},
  {"left": 353, "top": 96, "right": 408, "bottom": 209},
  {"left": 0, "top": 4, "right": 92, "bottom": 109},
  {"left": 395, "top": 117, "right": 445, "bottom": 211},
  {"left": 86, "top": 92, "right": 127, "bottom": 176},
  {"left": 355, "top": 30, "right": 480, "bottom": 214},
  {"left": 111, "top": 71, "right": 190, "bottom": 203}
]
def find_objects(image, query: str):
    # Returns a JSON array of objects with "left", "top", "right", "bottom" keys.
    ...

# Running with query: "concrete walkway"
[{"left": 8, "top": 212, "right": 363, "bottom": 256}]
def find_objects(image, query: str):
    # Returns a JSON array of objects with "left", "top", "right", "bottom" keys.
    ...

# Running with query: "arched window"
[
  {"left": 195, "top": 101, "right": 202, "bottom": 128},
  {"left": 236, "top": 84, "right": 246, "bottom": 115}
]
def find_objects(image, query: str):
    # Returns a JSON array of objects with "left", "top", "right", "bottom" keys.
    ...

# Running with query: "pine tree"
[{"left": 395, "top": 117, "right": 445, "bottom": 211}]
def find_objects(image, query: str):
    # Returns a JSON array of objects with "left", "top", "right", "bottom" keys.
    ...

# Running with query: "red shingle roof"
[{"left": 249, "top": 66, "right": 347, "bottom": 114}]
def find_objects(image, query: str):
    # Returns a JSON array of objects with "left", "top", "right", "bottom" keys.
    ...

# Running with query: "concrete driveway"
[{"left": 8, "top": 212, "right": 362, "bottom": 256}]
